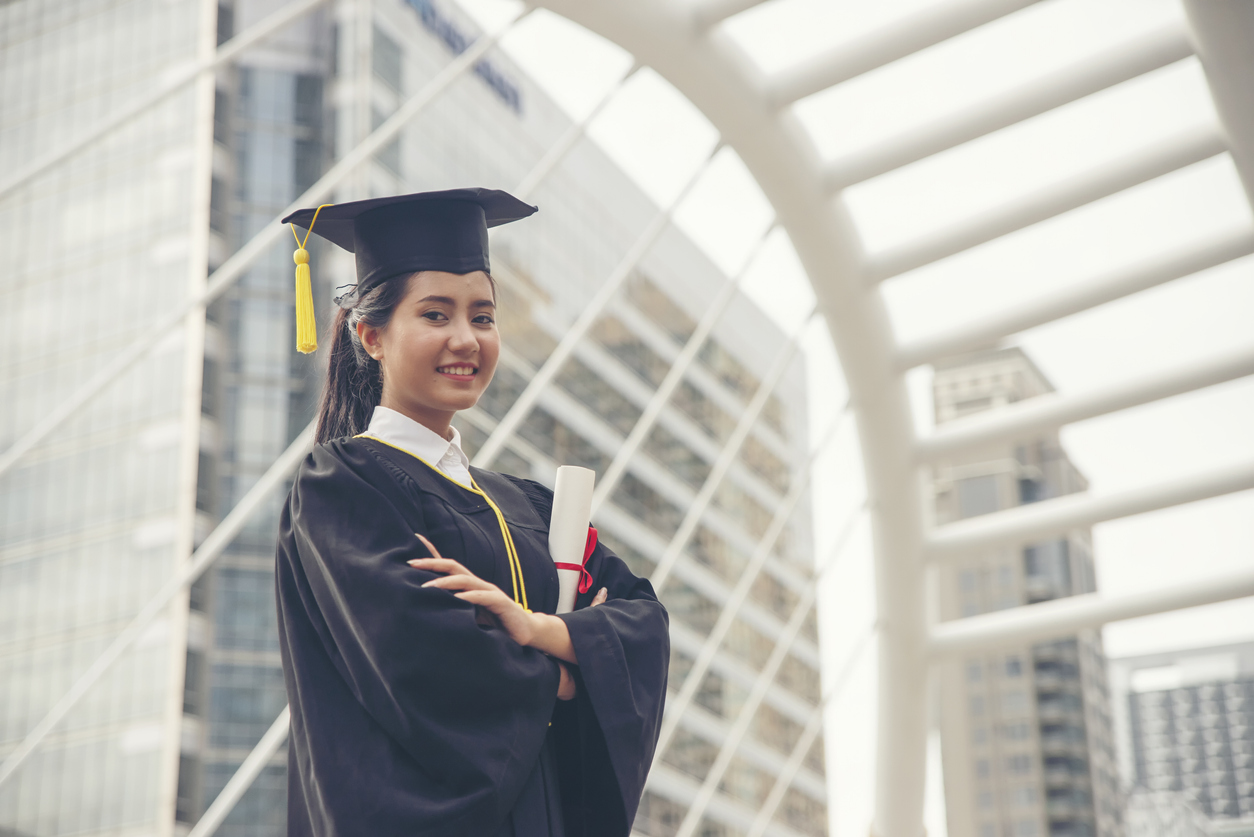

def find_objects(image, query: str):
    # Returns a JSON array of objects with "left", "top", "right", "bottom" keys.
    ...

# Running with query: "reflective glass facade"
[
  {"left": 1, "top": 0, "right": 823, "bottom": 834},
  {"left": 0, "top": 0, "right": 216, "bottom": 833}
]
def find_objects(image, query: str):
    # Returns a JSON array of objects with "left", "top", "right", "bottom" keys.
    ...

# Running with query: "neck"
[{"left": 379, "top": 397, "right": 454, "bottom": 441}]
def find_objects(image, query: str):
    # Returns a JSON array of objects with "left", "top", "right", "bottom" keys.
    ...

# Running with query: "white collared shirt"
[{"left": 362, "top": 406, "right": 473, "bottom": 487}]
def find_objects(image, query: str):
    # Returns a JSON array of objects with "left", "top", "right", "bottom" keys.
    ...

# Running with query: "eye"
[
  {"left": 472, "top": 314, "right": 495, "bottom": 325},
  {"left": 422, "top": 310, "right": 448, "bottom": 322}
]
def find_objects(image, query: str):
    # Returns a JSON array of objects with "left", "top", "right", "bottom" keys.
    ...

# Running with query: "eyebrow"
[{"left": 416, "top": 295, "right": 495, "bottom": 308}]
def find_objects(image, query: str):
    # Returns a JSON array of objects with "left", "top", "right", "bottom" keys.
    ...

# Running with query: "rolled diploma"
[{"left": 549, "top": 465, "right": 595, "bottom": 614}]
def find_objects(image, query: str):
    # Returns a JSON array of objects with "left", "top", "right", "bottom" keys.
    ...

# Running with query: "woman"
[{"left": 275, "top": 189, "right": 670, "bottom": 837}]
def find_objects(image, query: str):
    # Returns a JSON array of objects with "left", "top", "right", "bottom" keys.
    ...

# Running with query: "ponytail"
[{"left": 314, "top": 276, "right": 412, "bottom": 443}]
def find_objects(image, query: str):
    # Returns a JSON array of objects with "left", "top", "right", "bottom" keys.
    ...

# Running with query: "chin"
[{"left": 442, "top": 391, "right": 485, "bottom": 412}]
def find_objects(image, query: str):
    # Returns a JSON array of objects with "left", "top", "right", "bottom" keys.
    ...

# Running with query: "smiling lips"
[{"left": 437, "top": 365, "right": 477, "bottom": 380}]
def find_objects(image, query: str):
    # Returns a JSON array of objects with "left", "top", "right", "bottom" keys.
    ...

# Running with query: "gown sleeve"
[
  {"left": 504, "top": 475, "right": 671, "bottom": 837},
  {"left": 277, "top": 443, "right": 561, "bottom": 836}
]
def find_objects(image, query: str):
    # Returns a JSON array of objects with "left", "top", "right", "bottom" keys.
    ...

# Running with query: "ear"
[{"left": 357, "top": 319, "right": 385, "bottom": 362}]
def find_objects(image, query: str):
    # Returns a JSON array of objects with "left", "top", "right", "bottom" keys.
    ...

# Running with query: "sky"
[{"left": 460, "top": 0, "right": 1253, "bottom": 833}]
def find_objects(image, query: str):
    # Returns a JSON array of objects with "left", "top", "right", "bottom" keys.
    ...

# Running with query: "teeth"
[{"left": 439, "top": 366, "right": 475, "bottom": 375}]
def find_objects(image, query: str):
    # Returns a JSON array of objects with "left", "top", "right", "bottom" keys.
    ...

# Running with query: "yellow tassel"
[
  {"left": 289, "top": 204, "right": 333, "bottom": 355},
  {"left": 294, "top": 247, "right": 317, "bottom": 354}
]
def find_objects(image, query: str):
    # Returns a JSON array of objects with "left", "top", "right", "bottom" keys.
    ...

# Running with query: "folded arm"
[{"left": 410, "top": 532, "right": 609, "bottom": 664}]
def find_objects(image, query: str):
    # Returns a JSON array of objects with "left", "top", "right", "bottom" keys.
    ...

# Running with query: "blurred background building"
[
  {"left": 2, "top": 0, "right": 1253, "bottom": 836},
  {"left": 933, "top": 349, "right": 1122, "bottom": 837},
  {"left": 1, "top": 1, "right": 822, "bottom": 836},
  {"left": 1111, "top": 641, "right": 1254, "bottom": 834}
]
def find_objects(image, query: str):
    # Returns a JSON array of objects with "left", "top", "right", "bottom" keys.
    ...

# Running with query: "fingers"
[
  {"left": 414, "top": 533, "right": 443, "bottom": 560},
  {"left": 407, "top": 556, "right": 473, "bottom": 576},
  {"left": 453, "top": 589, "right": 509, "bottom": 606},
  {"left": 591, "top": 587, "right": 608, "bottom": 607},
  {"left": 556, "top": 661, "right": 577, "bottom": 701},
  {"left": 421, "top": 573, "right": 493, "bottom": 592}
]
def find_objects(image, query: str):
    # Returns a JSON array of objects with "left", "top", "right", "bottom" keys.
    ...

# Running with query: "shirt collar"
[{"left": 364, "top": 406, "right": 470, "bottom": 474}]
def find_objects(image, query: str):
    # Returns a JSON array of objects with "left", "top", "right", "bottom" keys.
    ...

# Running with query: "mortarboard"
[{"left": 282, "top": 188, "right": 538, "bottom": 353}]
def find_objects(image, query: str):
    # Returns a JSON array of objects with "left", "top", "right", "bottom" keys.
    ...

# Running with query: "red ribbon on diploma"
[{"left": 554, "top": 526, "right": 597, "bottom": 595}]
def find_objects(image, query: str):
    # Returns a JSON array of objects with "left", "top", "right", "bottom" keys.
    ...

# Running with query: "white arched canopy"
[
  {"left": 527, "top": 2, "right": 1254, "bottom": 835},
  {"left": 3, "top": 1, "right": 1253, "bottom": 835}
]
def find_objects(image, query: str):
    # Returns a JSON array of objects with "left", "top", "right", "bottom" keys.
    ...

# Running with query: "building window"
[
  {"left": 1005, "top": 656, "right": 1022, "bottom": 677},
  {"left": 1006, "top": 754, "right": 1032, "bottom": 774},
  {"left": 957, "top": 475, "right": 999, "bottom": 518},
  {"left": 1001, "top": 722, "right": 1030, "bottom": 741},
  {"left": 371, "top": 108, "right": 401, "bottom": 175},
  {"left": 1018, "top": 477, "right": 1042, "bottom": 504},
  {"left": 976, "top": 759, "right": 990, "bottom": 779},
  {"left": 372, "top": 25, "right": 403, "bottom": 91},
  {"left": 971, "top": 696, "right": 985, "bottom": 716},
  {"left": 967, "top": 661, "right": 983, "bottom": 682},
  {"left": 1015, "top": 819, "right": 1038, "bottom": 836}
]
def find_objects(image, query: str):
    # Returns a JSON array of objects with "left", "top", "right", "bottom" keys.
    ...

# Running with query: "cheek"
[
  {"left": 381, "top": 326, "right": 439, "bottom": 373},
  {"left": 480, "top": 335, "right": 501, "bottom": 372}
]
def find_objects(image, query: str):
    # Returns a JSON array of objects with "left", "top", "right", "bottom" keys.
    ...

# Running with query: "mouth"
[{"left": 437, "top": 365, "right": 478, "bottom": 381}]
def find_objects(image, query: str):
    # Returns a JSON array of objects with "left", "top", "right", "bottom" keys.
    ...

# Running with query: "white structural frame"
[
  {"left": 0, "top": 2, "right": 533, "bottom": 788},
  {"left": 648, "top": 312, "right": 811, "bottom": 591},
  {"left": 528, "top": 2, "right": 1254, "bottom": 835},
  {"left": 590, "top": 221, "right": 774, "bottom": 516},
  {"left": 5, "top": 0, "right": 1254, "bottom": 834},
  {"left": 0, "top": 5, "right": 530, "bottom": 481},
  {"left": 472, "top": 139, "right": 723, "bottom": 468},
  {"left": 1, "top": 13, "right": 823, "bottom": 831}
]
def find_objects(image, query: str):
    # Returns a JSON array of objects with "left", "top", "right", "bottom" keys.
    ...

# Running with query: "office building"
[
  {"left": 1111, "top": 642, "right": 1254, "bottom": 832},
  {"left": 0, "top": 0, "right": 826, "bottom": 835},
  {"left": 931, "top": 347, "right": 1122, "bottom": 837},
  {"left": 0, "top": 0, "right": 217, "bottom": 833},
  {"left": 1125, "top": 789, "right": 1211, "bottom": 837}
]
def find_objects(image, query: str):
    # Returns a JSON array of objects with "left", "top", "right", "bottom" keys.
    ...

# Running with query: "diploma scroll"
[{"left": 549, "top": 466, "right": 595, "bottom": 614}]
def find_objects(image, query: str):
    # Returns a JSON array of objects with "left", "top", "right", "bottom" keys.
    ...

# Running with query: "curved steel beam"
[
  {"left": 763, "top": 0, "right": 1045, "bottom": 107},
  {"left": 823, "top": 24, "right": 1193, "bottom": 190},
  {"left": 916, "top": 345, "right": 1254, "bottom": 462},
  {"left": 532, "top": 3, "right": 928, "bottom": 835},
  {"left": 1184, "top": 0, "right": 1254, "bottom": 207},
  {"left": 929, "top": 563, "right": 1254, "bottom": 657}
]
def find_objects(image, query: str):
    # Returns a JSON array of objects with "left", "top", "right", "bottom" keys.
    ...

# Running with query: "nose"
[{"left": 447, "top": 316, "right": 479, "bottom": 354}]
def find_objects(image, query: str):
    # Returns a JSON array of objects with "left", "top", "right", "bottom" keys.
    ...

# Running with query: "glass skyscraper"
[
  {"left": 1, "top": 0, "right": 825, "bottom": 836},
  {"left": 1, "top": 0, "right": 217, "bottom": 833}
]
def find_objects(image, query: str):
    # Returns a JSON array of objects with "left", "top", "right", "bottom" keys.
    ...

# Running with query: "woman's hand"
[
  {"left": 556, "top": 662, "right": 576, "bottom": 701},
  {"left": 409, "top": 534, "right": 538, "bottom": 646},
  {"left": 409, "top": 533, "right": 611, "bottom": 667}
]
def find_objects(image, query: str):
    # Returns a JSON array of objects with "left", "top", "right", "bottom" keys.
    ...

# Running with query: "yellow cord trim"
[
  {"left": 289, "top": 204, "right": 333, "bottom": 354},
  {"left": 357, "top": 434, "right": 530, "bottom": 610}
]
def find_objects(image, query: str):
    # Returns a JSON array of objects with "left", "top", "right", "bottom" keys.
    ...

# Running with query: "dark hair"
[
  {"left": 314, "top": 272, "right": 498, "bottom": 443},
  {"left": 315, "top": 278, "right": 413, "bottom": 443}
]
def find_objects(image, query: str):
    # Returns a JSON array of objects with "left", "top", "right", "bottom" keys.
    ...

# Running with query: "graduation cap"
[{"left": 282, "top": 188, "right": 538, "bottom": 353}]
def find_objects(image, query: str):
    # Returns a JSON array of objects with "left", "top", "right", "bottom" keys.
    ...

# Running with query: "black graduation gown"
[{"left": 275, "top": 435, "right": 669, "bottom": 837}]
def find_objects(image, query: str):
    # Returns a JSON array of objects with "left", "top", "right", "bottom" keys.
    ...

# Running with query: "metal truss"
[
  {"left": 649, "top": 313, "right": 811, "bottom": 592},
  {"left": 472, "top": 140, "right": 723, "bottom": 468},
  {"left": 0, "top": 0, "right": 331, "bottom": 201},
  {"left": 0, "top": 4, "right": 531, "bottom": 481},
  {"left": 527, "top": 2, "right": 1254, "bottom": 835},
  {"left": 5, "top": 0, "right": 1254, "bottom": 835},
  {"left": 0, "top": 8, "right": 816, "bottom": 832},
  {"left": 0, "top": 0, "right": 533, "bottom": 793}
]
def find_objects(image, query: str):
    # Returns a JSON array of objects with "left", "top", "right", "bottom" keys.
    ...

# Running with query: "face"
[{"left": 359, "top": 270, "right": 499, "bottom": 438}]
